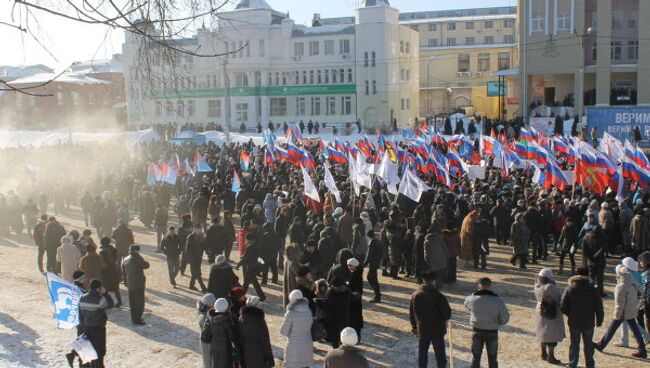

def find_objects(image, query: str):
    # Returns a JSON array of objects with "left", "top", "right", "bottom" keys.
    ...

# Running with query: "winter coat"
[
  {"left": 510, "top": 220, "right": 530, "bottom": 256},
  {"left": 57, "top": 242, "right": 81, "bottom": 282},
  {"left": 348, "top": 267, "right": 364, "bottom": 331},
  {"left": 186, "top": 233, "right": 205, "bottom": 264},
  {"left": 79, "top": 289, "right": 114, "bottom": 328},
  {"left": 122, "top": 252, "right": 150, "bottom": 290},
  {"left": 424, "top": 233, "right": 448, "bottom": 272},
  {"left": 324, "top": 346, "right": 369, "bottom": 368},
  {"left": 560, "top": 275, "right": 604, "bottom": 329},
  {"left": 534, "top": 281, "right": 565, "bottom": 343},
  {"left": 557, "top": 222, "right": 578, "bottom": 254},
  {"left": 263, "top": 196, "right": 278, "bottom": 224},
  {"left": 614, "top": 269, "right": 642, "bottom": 321},
  {"left": 261, "top": 230, "right": 281, "bottom": 264},
  {"left": 238, "top": 306, "right": 274, "bottom": 368},
  {"left": 44, "top": 221, "right": 66, "bottom": 250},
  {"left": 580, "top": 225, "right": 607, "bottom": 268},
  {"left": 442, "top": 229, "right": 460, "bottom": 258},
  {"left": 280, "top": 298, "right": 313, "bottom": 368},
  {"left": 160, "top": 233, "right": 182, "bottom": 258},
  {"left": 99, "top": 245, "right": 121, "bottom": 291},
  {"left": 207, "top": 264, "right": 239, "bottom": 299},
  {"left": 631, "top": 214, "right": 650, "bottom": 252},
  {"left": 459, "top": 213, "right": 476, "bottom": 261},
  {"left": 363, "top": 238, "right": 382, "bottom": 269},
  {"left": 385, "top": 227, "right": 404, "bottom": 267},
  {"left": 410, "top": 283, "right": 452, "bottom": 339},
  {"left": 350, "top": 225, "right": 368, "bottom": 260},
  {"left": 198, "top": 305, "right": 211, "bottom": 368},
  {"left": 112, "top": 225, "right": 134, "bottom": 257},
  {"left": 204, "top": 224, "right": 227, "bottom": 258},
  {"left": 191, "top": 195, "right": 209, "bottom": 225},
  {"left": 327, "top": 248, "right": 354, "bottom": 284},
  {"left": 79, "top": 252, "right": 106, "bottom": 284},
  {"left": 207, "top": 311, "right": 237, "bottom": 368},
  {"left": 464, "top": 290, "right": 510, "bottom": 331},
  {"left": 337, "top": 213, "right": 354, "bottom": 245}
]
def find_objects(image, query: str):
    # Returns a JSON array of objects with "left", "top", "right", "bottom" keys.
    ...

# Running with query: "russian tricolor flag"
[
  {"left": 326, "top": 147, "right": 347, "bottom": 164},
  {"left": 625, "top": 140, "right": 650, "bottom": 169},
  {"left": 240, "top": 151, "right": 251, "bottom": 172},
  {"left": 231, "top": 170, "right": 241, "bottom": 194},
  {"left": 543, "top": 160, "right": 569, "bottom": 191},
  {"left": 193, "top": 150, "right": 212, "bottom": 173},
  {"left": 519, "top": 128, "right": 535, "bottom": 143}
]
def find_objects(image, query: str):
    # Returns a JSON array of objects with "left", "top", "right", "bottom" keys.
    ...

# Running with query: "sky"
[{"left": 0, "top": 0, "right": 516, "bottom": 70}]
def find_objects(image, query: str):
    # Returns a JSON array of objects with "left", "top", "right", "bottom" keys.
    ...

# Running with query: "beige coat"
[
  {"left": 57, "top": 241, "right": 81, "bottom": 282},
  {"left": 614, "top": 268, "right": 642, "bottom": 321}
]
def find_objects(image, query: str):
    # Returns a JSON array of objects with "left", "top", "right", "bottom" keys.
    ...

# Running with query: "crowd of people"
[{"left": 3, "top": 118, "right": 650, "bottom": 368}]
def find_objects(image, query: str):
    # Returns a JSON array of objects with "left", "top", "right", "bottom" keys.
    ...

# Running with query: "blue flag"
[{"left": 46, "top": 272, "right": 83, "bottom": 329}]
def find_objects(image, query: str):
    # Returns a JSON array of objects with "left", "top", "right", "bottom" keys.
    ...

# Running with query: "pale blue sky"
[{"left": 0, "top": 0, "right": 515, "bottom": 68}]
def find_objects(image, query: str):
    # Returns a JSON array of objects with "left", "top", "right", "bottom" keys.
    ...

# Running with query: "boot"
[
  {"left": 541, "top": 344, "right": 548, "bottom": 361},
  {"left": 558, "top": 263, "right": 564, "bottom": 275},
  {"left": 547, "top": 346, "right": 561, "bottom": 364},
  {"left": 632, "top": 350, "right": 647, "bottom": 358}
]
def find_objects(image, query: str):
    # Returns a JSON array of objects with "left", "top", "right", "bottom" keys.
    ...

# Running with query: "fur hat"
[
  {"left": 346, "top": 258, "right": 360, "bottom": 267},
  {"left": 622, "top": 257, "right": 639, "bottom": 272},
  {"left": 230, "top": 287, "right": 246, "bottom": 301},
  {"left": 214, "top": 298, "right": 229, "bottom": 313},
  {"left": 538, "top": 268, "right": 553, "bottom": 280},
  {"left": 340, "top": 327, "right": 359, "bottom": 346},
  {"left": 215, "top": 255, "right": 228, "bottom": 268}
]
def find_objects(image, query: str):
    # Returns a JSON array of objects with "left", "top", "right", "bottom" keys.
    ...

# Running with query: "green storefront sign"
[{"left": 153, "top": 84, "right": 356, "bottom": 99}]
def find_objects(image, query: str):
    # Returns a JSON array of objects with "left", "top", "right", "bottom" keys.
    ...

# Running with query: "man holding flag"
[{"left": 77, "top": 279, "right": 114, "bottom": 368}]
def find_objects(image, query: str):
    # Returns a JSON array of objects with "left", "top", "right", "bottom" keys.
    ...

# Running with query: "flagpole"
[{"left": 571, "top": 158, "right": 578, "bottom": 201}]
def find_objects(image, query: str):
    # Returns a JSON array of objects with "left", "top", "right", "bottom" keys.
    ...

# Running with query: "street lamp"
[{"left": 426, "top": 55, "right": 437, "bottom": 120}]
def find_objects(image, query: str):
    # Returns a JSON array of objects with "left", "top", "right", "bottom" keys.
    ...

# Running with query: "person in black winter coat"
[
  {"left": 579, "top": 215, "right": 607, "bottom": 296},
  {"left": 327, "top": 248, "right": 354, "bottom": 284},
  {"left": 364, "top": 230, "right": 383, "bottom": 303},
  {"left": 204, "top": 298, "right": 239, "bottom": 368},
  {"left": 122, "top": 245, "right": 150, "bottom": 325},
  {"left": 98, "top": 237, "right": 122, "bottom": 306},
  {"left": 204, "top": 217, "right": 227, "bottom": 264},
  {"left": 186, "top": 224, "right": 207, "bottom": 292},
  {"left": 412, "top": 226, "right": 427, "bottom": 284},
  {"left": 260, "top": 222, "right": 281, "bottom": 284},
  {"left": 320, "top": 276, "right": 352, "bottom": 348},
  {"left": 207, "top": 255, "right": 240, "bottom": 299},
  {"left": 236, "top": 233, "right": 266, "bottom": 301},
  {"left": 44, "top": 217, "right": 66, "bottom": 272},
  {"left": 347, "top": 258, "right": 364, "bottom": 341},
  {"left": 77, "top": 279, "right": 114, "bottom": 368},
  {"left": 178, "top": 214, "right": 194, "bottom": 275},
  {"left": 557, "top": 219, "right": 578, "bottom": 275},
  {"left": 160, "top": 226, "right": 182, "bottom": 287},
  {"left": 238, "top": 296, "right": 275, "bottom": 368},
  {"left": 524, "top": 205, "right": 544, "bottom": 263}
]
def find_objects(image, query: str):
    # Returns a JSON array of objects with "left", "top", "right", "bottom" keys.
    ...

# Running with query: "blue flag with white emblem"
[{"left": 46, "top": 272, "right": 82, "bottom": 329}]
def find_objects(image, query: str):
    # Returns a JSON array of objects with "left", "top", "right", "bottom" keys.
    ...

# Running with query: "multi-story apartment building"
[{"left": 123, "top": 0, "right": 420, "bottom": 130}]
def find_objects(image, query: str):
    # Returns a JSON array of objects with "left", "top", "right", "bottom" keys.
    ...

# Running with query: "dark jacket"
[
  {"left": 261, "top": 230, "right": 282, "bottom": 263},
  {"left": 44, "top": 221, "right": 66, "bottom": 249},
  {"left": 238, "top": 306, "right": 274, "bottom": 368},
  {"left": 79, "top": 289, "right": 114, "bottom": 328},
  {"left": 560, "top": 275, "right": 604, "bottom": 329},
  {"left": 207, "top": 264, "right": 240, "bottom": 299},
  {"left": 363, "top": 238, "right": 382, "bottom": 269},
  {"left": 122, "top": 252, "right": 150, "bottom": 290},
  {"left": 321, "top": 285, "right": 352, "bottom": 344},
  {"left": 206, "top": 311, "right": 238, "bottom": 368},
  {"left": 112, "top": 224, "right": 134, "bottom": 257},
  {"left": 205, "top": 223, "right": 228, "bottom": 256},
  {"left": 410, "top": 283, "right": 452, "bottom": 339},
  {"left": 154, "top": 207, "right": 168, "bottom": 229},
  {"left": 327, "top": 249, "right": 354, "bottom": 284},
  {"left": 99, "top": 245, "right": 120, "bottom": 291},
  {"left": 160, "top": 233, "right": 182, "bottom": 258},
  {"left": 324, "top": 346, "right": 370, "bottom": 368},
  {"left": 186, "top": 232, "right": 205, "bottom": 263}
]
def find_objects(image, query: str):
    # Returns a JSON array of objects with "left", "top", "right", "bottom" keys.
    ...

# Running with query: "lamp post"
[{"left": 426, "top": 55, "right": 437, "bottom": 120}]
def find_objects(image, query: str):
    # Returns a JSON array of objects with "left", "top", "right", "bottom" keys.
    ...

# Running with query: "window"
[
  {"left": 324, "top": 69, "right": 330, "bottom": 84},
  {"left": 465, "top": 22, "right": 474, "bottom": 30},
  {"left": 365, "top": 81, "right": 369, "bottom": 95},
  {"left": 309, "top": 70, "right": 314, "bottom": 84},
  {"left": 498, "top": 52, "right": 511, "bottom": 70},
  {"left": 88, "top": 94, "right": 95, "bottom": 105},
  {"left": 447, "top": 23, "right": 456, "bottom": 31},
  {"left": 294, "top": 42, "right": 304, "bottom": 57},
  {"left": 245, "top": 42, "right": 250, "bottom": 57},
  {"left": 311, "top": 97, "right": 321, "bottom": 115},
  {"left": 629, "top": 11, "right": 638, "bottom": 29},
  {"left": 612, "top": 10, "right": 622, "bottom": 30},
  {"left": 484, "top": 36, "right": 494, "bottom": 45},
  {"left": 102, "top": 95, "right": 109, "bottom": 105},
  {"left": 401, "top": 98, "right": 405, "bottom": 111},
  {"left": 236, "top": 103, "right": 248, "bottom": 122},
  {"left": 611, "top": 41, "right": 622, "bottom": 60},
  {"left": 532, "top": 13, "right": 546, "bottom": 33},
  {"left": 592, "top": 42, "right": 598, "bottom": 61},
  {"left": 340, "top": 69, "right": 345, "bottom": 83},
  {"left": 478, "top": 53, "right": 490, "bottom": 72},
  {"left": 71, "top": 91, "right": 80, "bottom": 105},
  {"left": 259, "top": 39, "right": 265, "bottom": 57},
  {"left": 57, "top": 92, "right": 64, "bottom": 105},
  {"left": 341, "top": 96, "right": 352, "bottom": 115},
  {"left": 187, "top": 100, "right": 196, "bottom": 117},
  {"left": 503, "top": 35, "right": 515, "bottom": 44},
  {"left": 309, "top": 41, "right": 319, "bottom": 56},
  {"left": 428, "top": 24, "right": 437, "bottom": 32},
  {"left": 324, "top": 40, "right": 334, "bottom": 55},
  {"left": 428, "top": 39, "right": 438, "bottom": 47},
  {"left": 371, "top": 52, "right": 376, "bottom": 67},
  {"left": 372, "top": 80, "right": 377, "bottom": 95},
  {"left": 270, "top": 98, "right": 287, "bottom": 116},
  {"left": 465, "top": 37, "right": 475, "bottom": 45},
  {"left": 317, "top": 70, "right": 322, "bottom": 84},
  {"left": 406, "top": 98, "right": 411, "bottom": 110},
  {"left": 208, "top": 100, "right": 221, "bottom": 117},
  {"left": 235, "top": 73, "right": 249, "bottom": 87},
  {"left": 458, "top": 54, "right": 470, "bottom": 73},
  {"left": 176, "top": 101, "right": 185, "bottom": 117},
  {"left": 628, "top": 40, "right": 639, "bottom": 60},
  {"left": 114, "top": 80, "right": 121, "bottom": 98},
  {"left": 504, "top": 19, "right": 514, "bottom": 28},
  {"left": 332, "top": 69, "right": 337, "bottom": 83},
  {"left": 348, "top": 69, "right": 353, "bottom": 83},
  {"left": 165, "top": 101, "right": 173, "bottom": 117},
  {"left": 557, "top": 11, "right": 571, "bottom": 32},
  {"left": 339, "top": 39, "right": 350, "bottom": 54},
  {"left": 296, "top": 97, "right": 306, "bottom": 116},
  {"left": 364, "top": 52, "right": 369, "bottom": 67},
  {"left": 400, "top": 41, "right": 404, "bottom": 53},
  {"left": 446, "top": 38, "right": 456, "bottom": 46},
  {"left": 155, "top": 101, "right": 162, "bottom": 117},
  {"left": 326, "top": 97, "right": 336, "bottom": 115},
  {"left": 405, "top": 41, "right": 410, "bottom": 54},
  {"left": 484, "top": 21, "right": 494, "bottom": 29}
]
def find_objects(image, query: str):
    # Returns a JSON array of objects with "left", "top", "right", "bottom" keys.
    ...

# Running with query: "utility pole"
[{"left": 223, "top": 58, "right": 231, "bottom": 142}]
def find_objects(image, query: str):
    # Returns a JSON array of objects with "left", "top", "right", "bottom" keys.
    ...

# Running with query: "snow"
[
  {"left": 0, "top": 129, "right": 160, "bottom": 148},
  {"left": 234, "top": 0, "right": 273, "bottom": 10},
  {"left": 7, "top": 73, "right": 110, "bottom": 86}
]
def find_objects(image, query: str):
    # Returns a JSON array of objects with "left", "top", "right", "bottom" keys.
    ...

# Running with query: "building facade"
[
  {"left": 123, "top": 0, "right": 420, "bottom": 129},
  {"left": 518, "top": 0, "right": 650, "bottom": 118},
  {"left": 0, "top": 55, "right": 126, "bottom": 128}
]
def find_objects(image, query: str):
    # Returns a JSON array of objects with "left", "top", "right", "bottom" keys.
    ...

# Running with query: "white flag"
[
  {"left": 301, "top": 166, "right": 320, "bottom": 202},
  {"left": 355, "top": 154, "right": 373, "bottom": 190},
  {"left": 45, "top": 272, "right": 83, "bottom": 329},
  {"left": 531, "top": 163, "right": 543, "bottom": 185},
  {"left": 398, "top": 168, "right": 431, "bottom": 202},
  {"left": 348, "top": 153, "right": 360, "bottom": 197},
  {"left": 600, "top": 132, "right": 624, "bottom": 162},
  {"left": 324, "top": 163, "right": 342, "bottom": 203},
  {"left": 377, "top": 152, "right": 400, "bottom": 195}
]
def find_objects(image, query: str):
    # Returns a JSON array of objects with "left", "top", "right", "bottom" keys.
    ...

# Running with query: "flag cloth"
[
  {"left": 193, "top": 150, "right": 212, "bottom": 173},
  {"left": 301, "top": 166, "right": 320, "bottom": 202},
  {"left": 231, "top": 170, "right": 241, "bottom": 194},
  {"left": 147, "top": 162, "right": 161, "bottom": 185},
  {"left": 240, "top": 151, "right": 251, "bottom": 172},
  {"left": 355, "top": 154, "right": 373, "bottom": 190},
  {"left": 398, "top": 168, "right": 431, "bottom": 202},
  {"left": 161, "top": 161, "right": 177, "bottom": 185},
  {"left": 377, "top": 151, "right": 400, "bottom": 195},
  {"left": 348, "top": 152, "right": 361, "bottom": 197},
  {"left": 324, "top": 163, "right": 342, "bottom": 203},
  {"left": 45, "top": 272, "right": 83, "bottom": 329}
]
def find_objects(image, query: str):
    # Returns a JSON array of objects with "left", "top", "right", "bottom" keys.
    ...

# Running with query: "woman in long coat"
[
  {"left": 283, "top": 244, "right": 299, "bottom": 309},
  {"left": 206, "top": 299, "right": 239, "bottom": 368},
  {"left": 459, "top": 210, "right": 478, "bottom": 264},
  {"left": 99, "top": 237, "right": 123, "bottom": 306},
  {"left": 534, "top": 269, "right": 565, "bottom": 365},
  {"left": 510, "top": 213, "right": 530, "bottom": 269},
  {"left": 280, "top": 290, "right": 314, "bottom": 368},
  {"left": 238, "top": 297, "right": 274, "bottom": 368}
]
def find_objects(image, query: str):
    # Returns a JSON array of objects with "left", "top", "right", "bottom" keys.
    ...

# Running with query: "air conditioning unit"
[{"left": 342, "top": 54, "right": 350, "bottom": 59}]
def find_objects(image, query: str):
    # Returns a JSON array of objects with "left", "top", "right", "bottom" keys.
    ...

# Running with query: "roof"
[
  {"left": 400, "top": 13, "right": 516, "bottom": 25},
  {"left": 8, "top": 72, "right": 110, "bottom": 86},
  {"left": 399, "top": 6, "right": 516, "bottom": 21},
  {"left": 235, "top": 0, "right": 273, "bottom": 10},
  {"left": 293, "top": 25, "right": 355, "bottom": 37},
  {"left": 364, "top": 0, "right": 390, "bottom": 7},
  {"left": 70, "top": 57, "right": 123, "bottom": 74},
  {"left": 0, "top": 64, "right": 53, "bottom": 80}
]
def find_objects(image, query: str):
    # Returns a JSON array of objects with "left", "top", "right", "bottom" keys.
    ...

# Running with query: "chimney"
[{"left": 312, "top": 13, "right": 321, "bottom": 27}]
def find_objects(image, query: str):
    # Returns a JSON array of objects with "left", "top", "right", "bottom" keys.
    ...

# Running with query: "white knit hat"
[
  {"left": 347, "top": 258, "right": 360, "bottom": 267},
  {"left": 201, "top": 293, "right": 217, "bottom": 307},
  {"left": 340, "top": 327, "right": 358, "bottom": 346},
  {"left": 538, "top": 268, "right": 553, "bottom": 280},
  {"left": 622, "top": 257, "right": 639, "bottom": 272},
  {"left": 214, "top": 298, "right": 229, "bottom": 313},
  {"left": 289, "top": 289, "right": 303, "bottom": 303}
]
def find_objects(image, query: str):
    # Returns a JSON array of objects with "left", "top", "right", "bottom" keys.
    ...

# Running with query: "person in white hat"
[
  {"left": 280, "top": 290, "right": 313, "bottom": 368},
  {"left": 197, "top": 293, "right": 216, "bottom": 368},
  {"left": 204, "top": 298, "right": 239, "bottom": 367},
  {"left": 616, "top": 257, "right": 650, "bottom": 347},
  {"left": 323, "top": 327, "right": 369, "bottom": 368},
  {"left": 534, "top": 268, "right": 565, "bottom": 364}
]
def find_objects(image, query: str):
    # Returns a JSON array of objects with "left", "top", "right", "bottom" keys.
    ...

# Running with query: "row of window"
[
  {"left": 532, "top": 9, "right": 638, "bottom": 34},
  {"left": 154, "top": 96, "right": 354, "bottom": 118},
  {"left": 591, "top": 40, "right": 640, "bottom": 62},
  {"left": 294, "top": 39, "right": 351, "bottom": 57},
  {"left": 226, "top": 40, "right": 264, "bottom": 59},
  {"left": 427, "top": 34, "right": 515, "bottom": 47},
  {"left": 267, "top": 69, "right": 354, "bottom": 87},
  {"left": 418, "top": 19, "right": 515, "bottom": 32},
  {"left": 457, "top": 52, "right": 511, "bottom": 73}
]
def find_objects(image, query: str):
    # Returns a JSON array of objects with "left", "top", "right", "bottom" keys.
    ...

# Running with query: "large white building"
[{"left": 122, "top": 0, "right": 420, "bottom": 130}]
